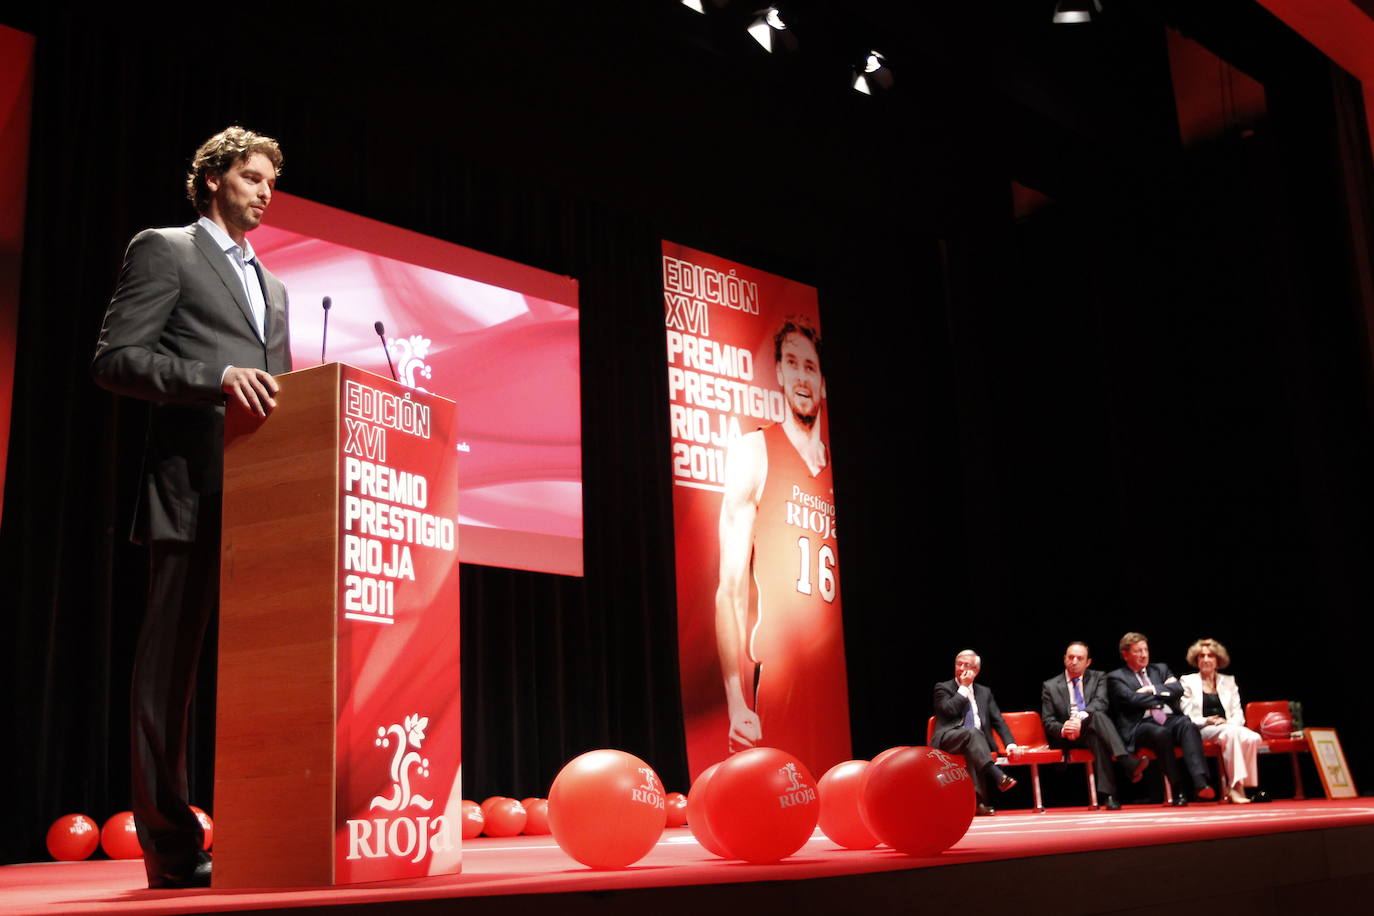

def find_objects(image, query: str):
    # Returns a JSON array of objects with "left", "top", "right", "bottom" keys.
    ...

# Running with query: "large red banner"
[
  {"left": 0, "top": 26, "right": 34, "bottom": 528},
  {"left": 335, "top": 366, "right": 462, "bottom": 882},
  {"left": 664, "top": 241, "right": 851, "bottom": 782}
]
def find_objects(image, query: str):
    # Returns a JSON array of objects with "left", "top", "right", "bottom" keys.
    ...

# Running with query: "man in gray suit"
[
  {"left": 1040, "top": 641, "right": 1146, "bottom": 810},
  {"left": 93, "top": 126, "right": 292, "bottom": 888}
]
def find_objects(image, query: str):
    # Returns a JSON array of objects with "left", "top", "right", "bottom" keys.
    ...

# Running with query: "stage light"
[
  {"left": 747, "top": 6, "right": 794, "bottom": 53},
  {"left": 682, "top": 0, "right": 732, "bottom": 14},
  {"left": 851, "top": 50, "right": 893, "bottom": 95},
  {"left": 1053, "top": 1, "right": 1102, "bottom": 24}
]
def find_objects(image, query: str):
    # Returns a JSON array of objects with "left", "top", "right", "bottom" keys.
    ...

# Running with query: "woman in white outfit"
[{"left": 1180, "top": 638, "right": 1261, "bottom": 804}]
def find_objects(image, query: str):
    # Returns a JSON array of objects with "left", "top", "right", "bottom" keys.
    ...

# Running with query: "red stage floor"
[{"left": 6, "top": 799, "right": 1374, "bottom": 914}]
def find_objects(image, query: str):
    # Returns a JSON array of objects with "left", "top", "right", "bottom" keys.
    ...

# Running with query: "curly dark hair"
[
  {"left": 772, "top": 314, "right": 822, "bottom": 368},
  {"left": 185, "top": 126, "right": 283, "bottom": 214}
]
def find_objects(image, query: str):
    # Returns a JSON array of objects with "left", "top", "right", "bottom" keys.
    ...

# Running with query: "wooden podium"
[{"left": 212, "top": 363, "right": 463, "bottom": 888}]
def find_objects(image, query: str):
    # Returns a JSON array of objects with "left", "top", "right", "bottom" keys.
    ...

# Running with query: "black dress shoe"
[
  {"left": 1168, "top": 796, "right": 1189, "bottom": 807},
  {"left": 994, "top": 770, "right": 1017, "bottom": 792},
  {"left": 1249, "top": 789, "right": 1272, "bottom": 803},
  {"left": 1100, "top": 795, "right": 1122, "bottom": 811},
  {"left": 1118, "top": 754, "right": 1149, "bottom": 783},
  {"left": 975, "top": 802, "right": 996, "bottom": 816},
  {"left": 147, "top": 851, "right": 212, "bottom": 889}
]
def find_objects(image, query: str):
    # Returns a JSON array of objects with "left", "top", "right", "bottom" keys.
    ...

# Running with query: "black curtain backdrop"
[{"left": 5, "top": 1, "right": 1374, "bottom": 864}]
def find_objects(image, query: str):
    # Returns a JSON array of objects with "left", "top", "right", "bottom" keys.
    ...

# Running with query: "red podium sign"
[
  {"left": 335, "top": 366, "right": 462, "bottom": 881},
  {"left": 216, "top": 363, "right": 462, "bottom": 887}
]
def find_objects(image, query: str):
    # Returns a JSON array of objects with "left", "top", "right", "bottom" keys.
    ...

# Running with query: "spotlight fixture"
[
  {"left": 1052, "top": 0, "right": 1102, "bottom": 24},
  {"left": 747, "top": 6, "right": 796, "bottom": 53},
  {"left": 851, "top": 49, "right": 893, "bottom": 95},
  {"left": 681, "top": 0, "right": 734, "bottom": 14}
]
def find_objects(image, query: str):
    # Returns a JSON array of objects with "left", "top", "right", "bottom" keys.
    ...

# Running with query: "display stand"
[{"left": 213, "top": 363, "right": 462, "bottom": 887}]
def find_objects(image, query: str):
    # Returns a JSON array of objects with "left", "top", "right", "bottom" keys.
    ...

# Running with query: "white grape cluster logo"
[
  {"left": 386, "top": 335, "right": 435, "bottom": 392},
  {"left": 371, "top": 713, "right": 434, "bottom": 812},
  {"left": 929, "top": 748, "right": 970, "bottom": 785},
  {"left": 776, "top": 760, "right": 816, "bottom": 808}
]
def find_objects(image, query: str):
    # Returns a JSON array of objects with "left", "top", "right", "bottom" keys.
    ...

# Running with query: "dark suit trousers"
[
  {"left": 933, "top": 728, "right": 996, "bottom": 802},
  {"left": 1129, "top": 714, "right": 1208, "bottom": 791},
  {"left": 130, "top": 509, "right": 219, "bottom": 880},
  {"left": 1049, "top": 715, "right": 1128, "bottom": 796}
]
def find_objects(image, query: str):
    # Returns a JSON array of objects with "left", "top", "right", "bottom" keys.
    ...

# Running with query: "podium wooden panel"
[{"left": 213, "top": 363, "right": 462, "bottom": 888}]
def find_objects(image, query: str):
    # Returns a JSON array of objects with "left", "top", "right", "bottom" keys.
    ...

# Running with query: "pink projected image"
[{"left": 252, "top": 193, "right": 582, "bottom": 576}]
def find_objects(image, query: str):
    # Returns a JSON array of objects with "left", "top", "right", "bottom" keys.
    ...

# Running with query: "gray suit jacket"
[{"left": 93, "top": 222, "right": 292, "bottom": 542}]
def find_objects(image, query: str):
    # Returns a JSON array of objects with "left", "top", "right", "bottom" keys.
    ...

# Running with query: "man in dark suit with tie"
[
  {"left": 932, "top": 649, "right": 1020, "bottom": 816},
  {"left": 1106, "top": 631, "right": 1214, "bottom": 806},
  {"left": 1041, "top": 641, "right": 1147, "bottom": 810},
  {"left": 93, "top": 126, "right": 292, "bottom": 888}
]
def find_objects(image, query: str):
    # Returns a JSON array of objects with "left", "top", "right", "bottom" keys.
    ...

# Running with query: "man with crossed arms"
[{"left": 1107, "top": 631, "right": 1214, "bottom": 806}]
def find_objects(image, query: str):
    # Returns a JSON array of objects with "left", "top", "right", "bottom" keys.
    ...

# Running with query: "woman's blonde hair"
[{"left": 1186, "top": 638, "right": 1231, "bottom": 670}]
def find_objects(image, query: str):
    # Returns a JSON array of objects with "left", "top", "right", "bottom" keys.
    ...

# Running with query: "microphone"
[
  {"left": 375, "top": 321, "right": 398, "bottom": 381},
  {"left": 320, "top": 295, "right": 332, "bottom": 364}
]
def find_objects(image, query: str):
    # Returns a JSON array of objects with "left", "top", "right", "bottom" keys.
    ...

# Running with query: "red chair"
[
  {"left": 926, "top": 713, "right": 1097, "bottom": 812},
  {"left": 1245, "top": 700, "right": 1309, "bottom": 800},
  {"left": 1167, "top": 736, "right": 1224, "bottom": 802},
  {"left": 1153, "top": 704, "right": 1296, "bottom": 803},
  {"left": 997, "top": 712, "right": 1097, "bottom": 812},
  {"left": 1151, "top": 742, "right": 1222, "bottom": 804},
  {"left": 1134, "top": 748, "right": 1169, "bottom": 802},
  {"left": 926, "top": 716, "right": 994, "bottom": 759}
]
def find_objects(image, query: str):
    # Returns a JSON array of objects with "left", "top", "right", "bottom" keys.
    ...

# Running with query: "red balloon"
[
  {"left": 46, "top": 814, "right": 100, "bottom": 861},
  {"left": 868, "top": 745, "right": 911, "bottom": 772},
  {"left": 685, "top": 762, "right": 730, "bottom": 857},
  {"left": 189, "top": 805, "right": 214, "bottom": 850},
  {"left": 480, "top": 796, "right": 506, "bottom": 817},
  {"left": 482, "top": 798, "right": 527, "bottom": 837},
  {"left": 858, "top": 746, "right": 909, "bottom": 839},
  {"left": 861, "top": 746, "right": 974, "bottom": 856},
  {"left": 818, "top": 760, "right": 878, "bottom": 849},
  {"left": 704, "top": 747, "right": 820, "bottom": 864},
  {"left": 100, "top": 811, "right": 143, "bottom": 860},
  {"left": 460, "top": 800, "right": 484, "bottom": 839},
  {"left": 548, "top": 749, "right": 666, "bottom": 868},
  {"left": 523, "top": 798, "right": 551, "bottom": 835},
  {"left": 664, "top": 792, "right": 688, "bottom": 828}
]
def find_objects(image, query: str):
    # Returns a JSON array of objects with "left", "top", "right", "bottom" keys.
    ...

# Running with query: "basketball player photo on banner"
[{"left": 663, "top": 240, "right": 851, "bottom": 782}]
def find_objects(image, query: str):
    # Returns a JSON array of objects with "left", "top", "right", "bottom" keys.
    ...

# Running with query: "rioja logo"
[
  {"left": 632, "top": 767, "right": 666, "bottom": 809},
  {"left": 929, "top": 748, "right": 970, "bottom": 785},
  {"left": 371, "top": 714, "right": 434, "bottom": 811},
  {"left": 347, "top": 713, "right": 454, "bottom": 864},
  {"left": 776, "top": 761, "right": 816, "bottom": 808}
]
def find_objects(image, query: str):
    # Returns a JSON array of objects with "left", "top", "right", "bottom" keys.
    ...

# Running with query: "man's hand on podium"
[{"left": 223, "top": 367, "right": 280, "bottom": 417}]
